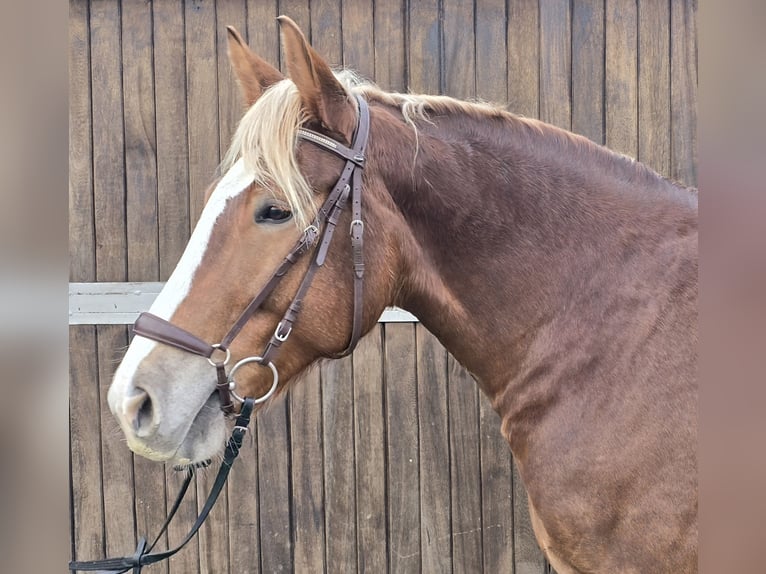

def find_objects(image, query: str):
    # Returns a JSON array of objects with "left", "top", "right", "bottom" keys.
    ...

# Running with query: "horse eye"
[{"left": 255, "top": 204, "right": 292, "bottom": 224}]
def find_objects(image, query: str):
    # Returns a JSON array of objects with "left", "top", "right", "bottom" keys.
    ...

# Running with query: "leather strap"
[
  {"left": 132, "top": 96, "right": 370, "bottom": 370},
  {"left": 69, "top": 398, "right": 255, "bottom": 573}
]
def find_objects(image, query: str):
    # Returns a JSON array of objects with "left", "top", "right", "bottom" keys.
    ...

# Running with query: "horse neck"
[{"left": 375, "top": 106, "right": 697, "bottom": 402}]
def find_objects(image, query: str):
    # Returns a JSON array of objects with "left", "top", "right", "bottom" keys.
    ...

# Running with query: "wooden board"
[
  {"left": 416, "top": 326, "right": 451, "bottom": 572},
  {"left": 153, "top": 0, "right": 191, "bottom": 279},
  {"left": 671, "top": 0, "right": 698, "bottom": 187},
  {"left": 353, "top": 325, "right": 387, "bottom": 573},
  {"left": 384, "top": 323, "right": 421, "bottom": 573},
  {"left": 605, "top": 0, "right": 639, "bottom": 157},
  {"left": 572, "top": 0, "right": 605, "bottom": 144}
]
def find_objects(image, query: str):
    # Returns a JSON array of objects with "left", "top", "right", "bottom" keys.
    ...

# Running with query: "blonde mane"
[{"left": 221, "top": 71, "right": 512, "bottom": 227}]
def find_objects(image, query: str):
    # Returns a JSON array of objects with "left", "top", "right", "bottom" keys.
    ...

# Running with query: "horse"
[{"left": 106, "top": 17, "right": 697, "bottom": 574}]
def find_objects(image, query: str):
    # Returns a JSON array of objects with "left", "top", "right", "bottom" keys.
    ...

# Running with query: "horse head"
[{"left": 107, "top": 18, "right": 406, "bottom": 466}]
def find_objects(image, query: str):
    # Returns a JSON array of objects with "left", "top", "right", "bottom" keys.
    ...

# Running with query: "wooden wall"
[{"left": 69, "top": 0, "right": 697, "bottom": 572}]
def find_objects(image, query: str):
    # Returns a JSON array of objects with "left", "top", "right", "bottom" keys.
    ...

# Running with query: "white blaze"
[{"left": 109, "top": 159, "right": 255, "bottom": 413}]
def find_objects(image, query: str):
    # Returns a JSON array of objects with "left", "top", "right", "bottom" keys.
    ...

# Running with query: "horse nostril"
[{"left": 123, "top": 388, "right": 156, "bottom": 437}]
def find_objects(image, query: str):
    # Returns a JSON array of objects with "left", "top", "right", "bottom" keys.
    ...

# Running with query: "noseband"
[
  {"left": 135, "top": 93, "right": 370, "bottom": 414},
  {"left": 69, "top": 95, "right": 369, "bottom": 574}
]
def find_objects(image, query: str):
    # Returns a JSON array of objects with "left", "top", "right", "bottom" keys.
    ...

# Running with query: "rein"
[{"left": 69, "top": 95, "right": 369, "bottom": 573}]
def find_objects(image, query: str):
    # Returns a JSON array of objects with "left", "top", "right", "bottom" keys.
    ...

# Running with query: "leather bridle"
[{"left": 69, "top": 94, "right": 370, "bottom": 573}]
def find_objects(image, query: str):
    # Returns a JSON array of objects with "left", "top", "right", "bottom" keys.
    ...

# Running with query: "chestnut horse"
[{"left": 107, "top": 17, "right": 697, "bottom": 574}]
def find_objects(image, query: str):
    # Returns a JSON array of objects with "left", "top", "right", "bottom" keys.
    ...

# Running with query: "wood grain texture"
[
  {"left": 476, "top": 0, "right": 508, "bottom": 105},
  {"left": 572, "top": 0, "right": 605, "bottom": 143},
  {"left": 353, "top": 326, "right": 388, "bottom": 573},
  {"left": 639, "top": 0, "right": 671, "bottom": 177},
  {"left": 342, "top": 0, "right": 374, "bottom": 79},
  {"left": 373, "top": 0, "right": 406, "bottom": 91},
  {"left": 447, "top": 356, "right": 483, "bottom": 573},
  {"left": 90, "top": 0, "right": 126, "bottom": 282},
  {"left": 670, "top": 0, "right": 697, "bottom": 187},
  {"left": 605, "top": 0, "right": 639, "bottom": 157},
  {"left": 185, "top": 0, "right": 220, "bottom": 228},
  {"left": 122, "top": 0, "right": 159, "bottom": 283},
  {"left": 216, "top": 0, "right": 247, "bottom": 154},
  {"left": 70, "top": 325, "right": 104, "bottom": 565},
  {"left": 415, "top": 326, "right": 451, "bottom": 573},
  {"left": 507, "top": 0, "right": 540, "bottom": 118},
  {"left": 257, "top": 399, "right": 293, "bottom": 572},
  {"left": 540, "top": 0, "right": 571, "bottom": 129},
  {"left": 153, "top": 0, "right": 191, "bottom": 280},
  {"left": 227, "top": 423, "right": 260, "bottom": 574},
  {"left": 408, "top": 0, "right": 441, "bottom": 94},
  {"left": 96, "top": 326, "right": 136, "bottom": 559},
  {"left": 323, "top": 356, "right": 358, "bottom": 571},
  {"left": 289, "top": 369, "right": 326, "bottom": 573},
  {"left": 69, "top": 0, "right": 94, "bottom": 283},
  {"left": 384, "top": 323, "right": 421, "bottom": 573}
]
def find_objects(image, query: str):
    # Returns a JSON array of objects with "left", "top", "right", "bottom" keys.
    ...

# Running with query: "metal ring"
[
  {"left": 207, "top": 344, "right": 231, "bottom": 367},
  {"left": 227, "top": 356, "right": 279, "bottom": 405}
]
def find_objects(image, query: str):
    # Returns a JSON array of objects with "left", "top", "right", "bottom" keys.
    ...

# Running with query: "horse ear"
[
  {"left": 277, "top": 16, "right": 356, "bottom": 142},
  {"left": 226, "top": 26, "right": 284, "bottom": 107}
]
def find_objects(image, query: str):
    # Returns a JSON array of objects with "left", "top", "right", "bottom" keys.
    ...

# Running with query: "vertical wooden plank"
[
  {"left": 322, "top": 357, "right": 358, "bottom": 570},
  {"left": 69, "top": 2, "right": 97, "bottom": 559},
  {"left": 121, "top": 3, "right": 169, "bottom": 570},
  {"left": 216, "top": 0, "right": 247, "bottom": 154},
  {"left": 311, "top": 0, "right": 341, "bottom": 65},
  {"left": 572, "top": 0, "right": 605, "bottom": 143},
  {"left": 513, "top": 459, "right": 546, "bottom": 574},
  {"left": 91, "top": 0, "right": 127, "bottom": 284},
  {"left": 90, "top": 0, "right": 134, "bottom": 563},
  {"left": 507, "top": 0, "right": 540, "bottom": 118},
  {"left": 96, "top": 325, "right": 136, "bottom": 558},
  {"left": 447, "top": 357, "right": 483, "bottom": 573},
  {"left": 605, "top": 0, "right": 638, "bottom": 156},
  {"left": 245, "top": 0, "right": 279, "bottom": 68},
  {"left": 227, "top": 418, "right": 259, "bottom": 574},
  {"left": 353, "top": 325, "right": 387, "bottom": 573},
  {"left": 69, "top": 0, "right": 94, "bottom": 284},
  {"left": 415, "top": 326, "right": 451, "bottom": 573},
  {"left": 166, "top": 469, "right": 201, "bottom": 574},
  {"left": 279, "top": 0, "right": 311, "bottom": 72},
  {"left": 540, "top": 0, "right": 571, "bottom": 130},
  {"left": 670, "top": 0, "right": 697, "bottom": 186},
  {"left": 475, "top": 4, "right": 515, "bottom": 572},
  {"left": 373, "top": 0, "right": 405, "bottom": 91},
  {"left": 342, "top": 0, "right": 374, "bottom": 79},
  {"left": 289, "top": 369, "right": 326, "bottom": 573},
  {"left": 408, "top": 0, "right": 441, "bottom": 94},
  {"left": 185, "top": 0, "right": 220, "bottom": 228},
  {"left": 638, "top": 0, "right": 671, "bottom": 177},
  {"left": 442, "top": 0, "right": 475, "bottom": 100},
  {"left": 154, "top": 0, "right": 191, "bottom": 280},
  {"left": 123, "top": 0, "right": 159, "bottom": 282},
  {"left": 70, "top": 326, "right": 104, "bottom": 565},
  {"left": 257, "top": 399, "right": 293, "bottom": 573},
  {"left": 385, "top": 323, "right": 421, "bottom": 573},
  {"left": 475, "top": 0, "right": 507, "bottom": 104},
  {"left": 479, "top": 399, "right": 514, "bottom": 573}
]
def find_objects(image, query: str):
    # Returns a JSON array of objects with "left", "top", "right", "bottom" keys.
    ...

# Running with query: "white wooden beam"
[{"left": 68, "top": 282, "right": 418, "bottom": 325}]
